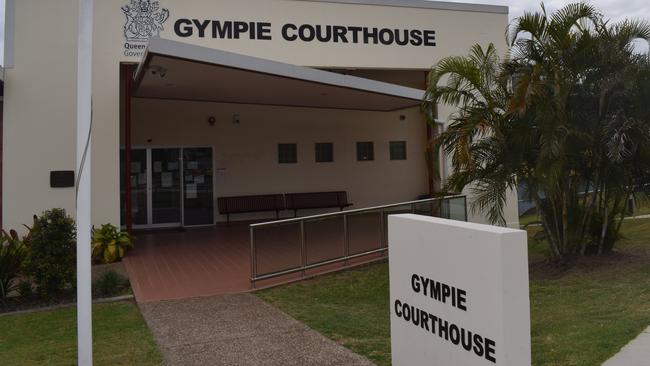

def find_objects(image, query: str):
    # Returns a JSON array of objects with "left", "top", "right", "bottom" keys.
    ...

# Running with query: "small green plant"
[
  {"left": 25, "top": 209, "right": 77, "bottom": 297},
  {"left": 93, "top": 270, "right": 129, "bottom": 298},
  {"left": 0, "top": 231, "right": 28, "bottom": 299},
  {"left": 91, "top": 224, "right": 134, "bottom": 264}
]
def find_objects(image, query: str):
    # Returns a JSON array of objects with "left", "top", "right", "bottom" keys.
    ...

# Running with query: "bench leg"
[
  {"left": 226, "top": 213, "right": 230, "bottom": 225},
  {"left": 294, "top": 209, "right": 298, "bottom": 218}
]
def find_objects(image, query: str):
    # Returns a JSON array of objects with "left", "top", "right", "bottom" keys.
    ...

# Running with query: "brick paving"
[{"left": 123, "top": 221, "right": 384, "bottom": 302}]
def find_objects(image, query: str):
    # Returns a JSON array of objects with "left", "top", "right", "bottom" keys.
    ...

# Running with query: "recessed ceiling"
[{"left": 133, "top": 38, "right": 425, "bottom": 111}]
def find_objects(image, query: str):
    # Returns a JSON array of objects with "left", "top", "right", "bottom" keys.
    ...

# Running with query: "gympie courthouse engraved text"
[
  {"left": 393, "top": 273, "right": 497, "bottom": 363},
  {"left": 173, "top": 19, "right": 436, "bottom": 47}
]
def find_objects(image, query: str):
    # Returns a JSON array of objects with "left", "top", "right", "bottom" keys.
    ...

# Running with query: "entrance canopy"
[{"left": 133, "top": 38, "right": 425, "bottom": 111}]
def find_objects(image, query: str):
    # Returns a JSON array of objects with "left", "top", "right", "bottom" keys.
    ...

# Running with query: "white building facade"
[{"left": 1, "top": 0, "right": 519, "bottom": 231}]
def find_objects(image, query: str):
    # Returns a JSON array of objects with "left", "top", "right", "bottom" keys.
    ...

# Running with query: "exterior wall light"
[{"left": 208, "top": 116, "right": 216, "bottom": 126}]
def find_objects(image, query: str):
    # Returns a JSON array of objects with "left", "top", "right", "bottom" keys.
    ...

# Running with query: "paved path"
[
  {"left": 602, "top": 326, "right": 650, "bottom": 366},
  {"left": 139, "top": 293, "right": 375, "bottom": 366}
]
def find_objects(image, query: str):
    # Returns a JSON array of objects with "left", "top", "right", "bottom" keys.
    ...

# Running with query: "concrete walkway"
[
  {"left": 139, "top": 293, "right": 375, "bottom": 366},
  {"left": 602, "top": 326, "right": 650, "bottom": 366}
]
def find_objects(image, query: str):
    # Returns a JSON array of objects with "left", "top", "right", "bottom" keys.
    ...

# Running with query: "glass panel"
[
  {"left": 347, "top": 209, "right": 382, "bottom": 255},
  {"left": 304, "top": 215, "right": 345, "bottom": 265},
  {"left": 183, "top": 147, "right": 214, "bottom": 226},
  {"left": 151, "top": 148, "right": 181, "bottom": 224},
  {"left": 448, "top": 197, "right": 468, "bottom": 221},
  {"left": 382, "top": 204, "right": 412, "bottom": 247},
  {"left": 278, "top": 143, "right": 297, "bottom": 164},
  {"left": 414, "top": 201, "right": 434, "bottom": 216},
  {"left": 120, "top": 149, "right": 148, "bottom": 226},
  {"left": 315, "top": 143, "right": 334, "bottom": 163},
  {"left": 389, "top": 141, "right": 407, "bottom": 160},
  {"left": 254, "top": 223, "right": 302, "bottom": 277},
  {"left": 356, "top": 142, "right": 374, "bottom": 161}
]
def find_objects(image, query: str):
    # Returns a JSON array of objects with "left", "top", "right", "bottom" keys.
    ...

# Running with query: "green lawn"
[
  {"left": 258, "top": 218, "right": 650, "bottom": 366},
  {"left": 0, "top": 301, "right": 162, "bottom": 366}
]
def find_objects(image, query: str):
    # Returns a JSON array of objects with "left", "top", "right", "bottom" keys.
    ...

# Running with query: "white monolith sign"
[{"left": 389, "top": 214, "right": 531, "bottom": 366}]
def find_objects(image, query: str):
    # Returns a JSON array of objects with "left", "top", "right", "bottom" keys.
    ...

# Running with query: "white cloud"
[
  {"left": 443, "top": 0, "right": 650, "bottom": 53},
  {"left": 448, "top": 0, "right": 650, "bottom": 23}
]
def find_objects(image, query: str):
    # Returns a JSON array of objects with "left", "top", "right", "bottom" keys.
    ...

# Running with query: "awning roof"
[{"left": 133, "top": 38, "right": 425, "bottom": 111}]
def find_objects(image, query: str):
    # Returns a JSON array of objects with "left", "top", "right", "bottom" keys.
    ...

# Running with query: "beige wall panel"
[{"left": 2, "top": 0, "right": 78, "bottom": 231}]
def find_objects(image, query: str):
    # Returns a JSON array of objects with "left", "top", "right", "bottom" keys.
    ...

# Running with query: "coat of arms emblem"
[{"left": 122, "top": 0, "right": 170, "bottom": 42}]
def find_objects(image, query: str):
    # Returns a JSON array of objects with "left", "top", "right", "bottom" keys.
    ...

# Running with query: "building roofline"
[{"left": 293, "top": 0, "right": 508, "bottom": 15}]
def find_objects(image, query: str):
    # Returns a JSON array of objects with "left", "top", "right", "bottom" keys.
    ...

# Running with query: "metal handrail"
[
  {"left": 249, "top": 195, "right": 467, "bottom": 288},
  {"left": 249, "top": 195, "right": 464, "bottom": 228}
]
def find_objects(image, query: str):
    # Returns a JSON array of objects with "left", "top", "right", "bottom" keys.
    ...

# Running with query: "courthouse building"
[{"left": 1, "top": 0, "right": 519, "bottom": 232}]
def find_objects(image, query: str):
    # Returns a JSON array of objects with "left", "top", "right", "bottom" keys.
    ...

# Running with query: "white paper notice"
[
  {"left": 168, "top": 162, "right": 179, "bottom": 171},
  {"left": 187, "top": 161, "right": 199, "bottom": 170},
  {"left": 137, "top": 173, "right": 147, "bottom": 185},
  {"left": 161, "top": 172, "right": 173, "bottom": 188},
  {"left": 186, "top": 184, "right": 197, "bottom": 199},
  {"left": 194, "top": 175, "right": 205, "bottom": 184},
  {"left": 153, "top": 161, "right": 162, "bottom": 173},
  {"left": 130, "top": 162, "right": 141, "bottom": 174}
]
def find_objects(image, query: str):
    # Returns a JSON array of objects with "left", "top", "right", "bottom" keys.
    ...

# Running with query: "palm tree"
[
  {"left": 423, "top": 43, "right": 518, "bottom": 227},
  {"left": 424, "top": 2, "right": 650, "bottom": 259}
]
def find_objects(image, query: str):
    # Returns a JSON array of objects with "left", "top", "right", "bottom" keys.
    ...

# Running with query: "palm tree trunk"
[
  {"left": 562, "top": 182, "right": 570, "bottom": 253},
  {"left": 534, "top": 195, "right": 562, "bottom": 258}
]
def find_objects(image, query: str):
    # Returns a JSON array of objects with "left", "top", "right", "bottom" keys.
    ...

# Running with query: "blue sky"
[{"left": 0, "top": 0, "right": 647, "bottom": 66}]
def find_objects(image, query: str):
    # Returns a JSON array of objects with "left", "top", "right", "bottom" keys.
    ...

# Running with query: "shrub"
[
  {"left": 25, "top": 209, "right": 76, "bottom": 297},
  {"left": 93, "top": 270, "right": 129, "bottom": 298},
  {"left": 0, "top": 231, "right": 28, "bottom": 299},
  {"left": 91, "top": 224, "right": 133, "bottom": 264},
  {"left": 17, "top": 280, "right": 33, "bottom": 299}
]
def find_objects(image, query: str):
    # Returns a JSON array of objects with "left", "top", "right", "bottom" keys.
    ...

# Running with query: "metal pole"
[
  {"left": 380, "top": 209, "right": 386, "bottom": 246},
  {"left": 76, "top": 0, "right": 94, "bottom": 364},
  {"left": 300, "top": 221, "right": 306, "bottom": 277},
  {"left": 343, "top": 214, "right": 349, "bottom": 266},
  {"left": 464, "top": 197, "right": 468, "bottom": 222},
  {"left": 250, "top": 227, "right": 256, "bottom": 289},
  {"left": 379, "top": 209, "right": 386, "bottom": 257},
  {"left": 123, "top": 64, "right": 133, "bottom": 233}
]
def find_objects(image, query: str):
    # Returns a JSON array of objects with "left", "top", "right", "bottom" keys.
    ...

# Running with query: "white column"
[{"left": 76, "top": 0, "right": 94, "bottom": 365}]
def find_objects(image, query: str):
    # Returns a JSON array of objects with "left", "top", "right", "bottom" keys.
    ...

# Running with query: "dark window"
[
  {"left": 356, "top": 142, "right": 374, "bottom": 161},
  {"left": 278, "top": 143, "right": 297, "bottom": 164},
  {"left": 315, "top": 143, "right": 334, "bottom": 163},
  {"left": 390, "top": 141, "right": 407, "bottom": 160}
]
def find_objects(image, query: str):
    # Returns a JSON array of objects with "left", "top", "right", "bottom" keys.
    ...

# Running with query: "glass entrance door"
[
  {"left": 151, "top": 148, "right": 182, "bottom": 225},
  {"left": 121, "top": 147, "right": 213, "bottom": 228},
  {"left": 120, "top": 149, "right": 148, "bottom": 226},
  {"left": 183, "top": 147, "right": 214, "bottom": 226}
]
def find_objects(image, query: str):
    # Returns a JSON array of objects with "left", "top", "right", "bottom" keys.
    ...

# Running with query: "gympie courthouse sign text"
[
  {"left": 388, "top": 215, "right": 531, "bottom": 366},
  {"left": 393, "top": 274, "right": 497, "bottom": 363},
  {"left": 173, "top": 19, "right": 436, "bottom": 47}
]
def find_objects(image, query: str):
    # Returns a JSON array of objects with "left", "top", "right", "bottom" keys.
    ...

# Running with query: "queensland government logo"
[{"left": 122, "top": 0, "right": 170, "bottom": 57}]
